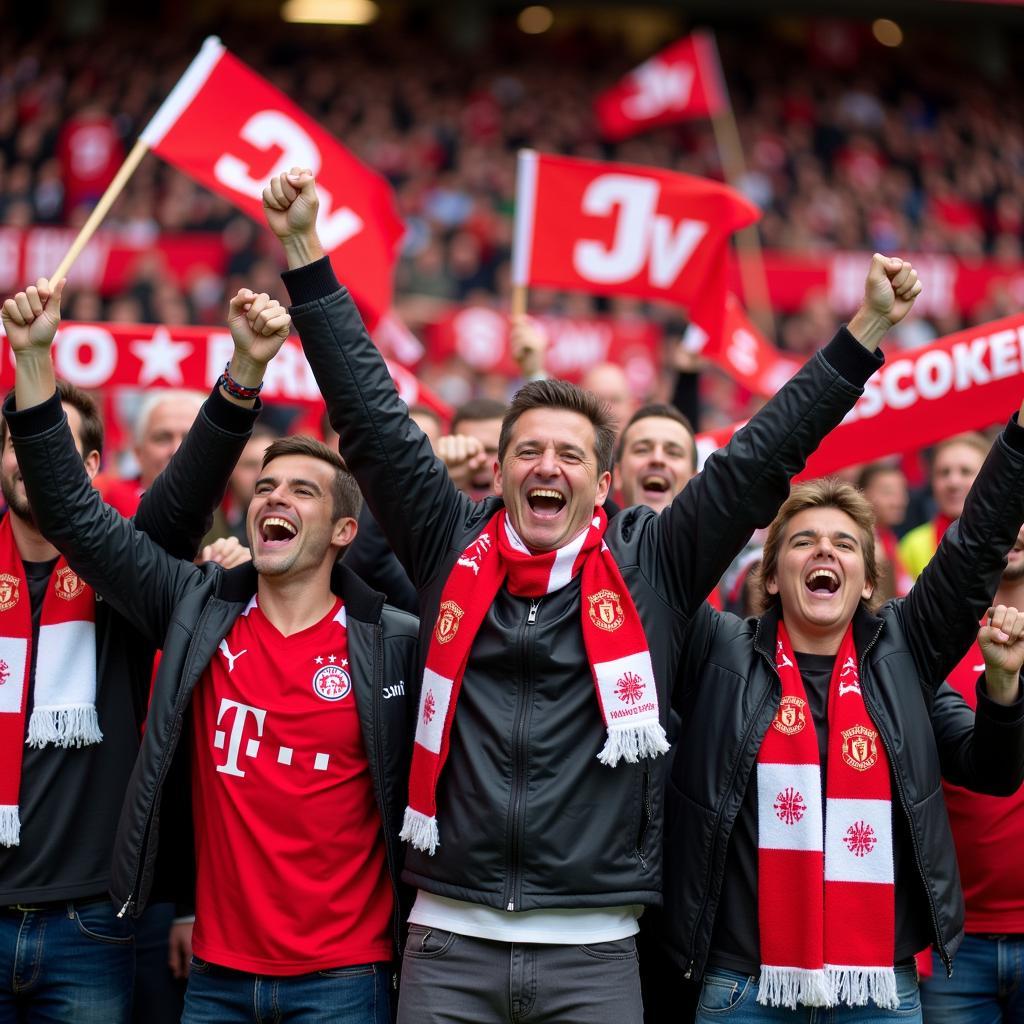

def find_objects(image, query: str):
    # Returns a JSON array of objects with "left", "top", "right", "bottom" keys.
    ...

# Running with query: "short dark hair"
[
  {"left": 855, "top": 461, "right": 903, "bottom": 492},
  {"left": 409, "top": 403, "right": 443, "bottom": 431},
  {"left": 2, "top": 379, "right": 103, "bottom": 457},
  {"left": 616, "top": 403, "right": 697, "bottom": 471},
  {"left": 452, "top": 397, "right": 506, "bottom": 433},
  {"left": 498, "top": 379, "right": 616, "bottom": 475},
  {"left": 260, "top": 435, "right": 362, "bottom": 522}
]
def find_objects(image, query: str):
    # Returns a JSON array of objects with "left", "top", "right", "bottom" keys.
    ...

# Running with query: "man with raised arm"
[
  {"left": 3, "top": 280, "right": 419, "bottom": 1024},
  {"left": 265, "top": 170, "right": 918, "bottom": 1024},
  {"left": 0, "top": 279, "right": 273, "bottom": 1022}
]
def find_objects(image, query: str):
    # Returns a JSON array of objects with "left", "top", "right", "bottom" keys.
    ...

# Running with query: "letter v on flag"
[
  {"left": 594, "top": 31, "right": 729, "bottom": 142},
  {"left": 139, "top": 37, "right": 403, "bottom": 328}
]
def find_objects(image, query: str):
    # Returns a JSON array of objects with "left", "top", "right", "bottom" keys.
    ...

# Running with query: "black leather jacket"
[
  {"left": 283, "top": 257, "right": 881, "bottom": 911},
  {"left": 663, "top": 420, "right": 1024, "bottom": 981},
  {"left": 6, "top": 390, "right": 420, "bottom": 958}
]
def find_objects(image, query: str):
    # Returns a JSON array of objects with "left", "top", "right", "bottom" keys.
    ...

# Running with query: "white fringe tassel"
[
  {"left": 400, "top": 806, "right": 440, "bottom": 855},
  {"left": 757, "top": 967, "right": 832, "bottom": 1009},
  {"left": 597, "top": 723, "right": 670, "bottom": 766},
  {"left": 26, "top": 706, "right": 103, "bottom": 749},
  {"left": 827, "top": 966, "right": 899, "bottom": 1010},
  {"left": 0, "top": 805, "right": 20, "bottom": 847}
]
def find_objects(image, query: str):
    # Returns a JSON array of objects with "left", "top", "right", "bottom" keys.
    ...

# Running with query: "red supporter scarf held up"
[
  {"left": 0, "top": 515, "right": 99, "bottom": 846},
  {"left": 401, "top": 507, "right": 666, "bottom": 855},
  {"left": 756, "top": 622, "right": 896, "bottom": 1010}
]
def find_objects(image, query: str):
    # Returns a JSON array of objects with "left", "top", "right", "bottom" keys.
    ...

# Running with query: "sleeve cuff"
[
  {"left": 1001, "top": 411, "right": 1024, "bottom": 456},
  {"left": 203, "top": 386, "right": 262, "bottom": 435},
  {"left": 281, "top": 256, "right": 342, "bottom": 306},
  {"left": 819, "top": 326, "right": 885, "bottom": 388},
  {"left": 977, "top": 673, "right": 1024, "bottom": 724},
  {"left": 2, "top": 390, "right": 64, "bottom": 438}
]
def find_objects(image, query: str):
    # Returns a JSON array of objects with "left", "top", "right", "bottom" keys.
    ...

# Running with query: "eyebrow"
[
  {"left": 789, "top": 529, "right": 860, "bottom": 545},
  {"left": 254, "top": 476, "right": 324, "bottom": 495},
  {"left": 515, "top": 439, "right": 588, "bottom": 458}
]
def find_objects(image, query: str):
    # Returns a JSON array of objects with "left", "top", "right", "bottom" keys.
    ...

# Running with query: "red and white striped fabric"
[
  {"left": 400, "top": 507, "right": 666, "bottom": 855},
  {"left": 757, "top": 623, "right": 896, "bottom": 1010},
  {"left": 0, "top": 514, "right": 98, "bottom": 847}
]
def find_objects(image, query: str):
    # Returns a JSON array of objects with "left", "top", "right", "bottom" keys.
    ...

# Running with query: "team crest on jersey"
[
  {"left": 0, "top": 573, "right": 19, "bottom": 612},
  {"left": 841, "top": 725, "right": 879, "bottom": 771},
  {"left": 54, "top": 566, "right": 86, "bottom": 601},
  {"left": 588, "top": 589, "right": 624, "bottom": 632},
  {"left": 772, "top": 695, "right": 807, "bottom": 736},
  {"left": 434, "top": 600, "right": 464, "bottom": 644},
  {"left": 312, "top": 663, "right": 352, "bottom": 702}
]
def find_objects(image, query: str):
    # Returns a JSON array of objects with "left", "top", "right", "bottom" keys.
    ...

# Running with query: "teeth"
[
  {"left": 262, "top": 516, "right": 297, "bottom": 536},
  {"left": 807, "top": 568, "right": 839, "bottom": 587},
  {"left": 529, "top": 489, "right": 565, "bottom": 502}
]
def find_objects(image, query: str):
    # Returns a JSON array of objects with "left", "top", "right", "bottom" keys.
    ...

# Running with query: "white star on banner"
[
  {"left": 130, "top": 327, "right": 194, "bottom": 387},
  {"left": 328, "top": 654, "right": 337, "bottom": 663},
  {"left": 314, "top": 656, "right": 324, "bottom": 665},
  {"left": 341, "top": 658, "right": 349, "bottom": 668}
]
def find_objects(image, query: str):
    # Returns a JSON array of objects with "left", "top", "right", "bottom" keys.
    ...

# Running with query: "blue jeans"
[
  {"left": 0, "top": 898, "right": 135, "bottom": 1023},
  {"left": 695, "top": 965, "right": 921, "bottom": 1022},
  {"left": 182, "top": 957, "right": 392, "bottom": 1024},
  {"left": 920, "top": 934, "right": 1024, "bottom": 1023}
]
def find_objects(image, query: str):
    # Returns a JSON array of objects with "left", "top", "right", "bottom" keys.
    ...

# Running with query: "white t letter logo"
[{"left": 214, "top": 699, "right": 266, "bottom": 778}]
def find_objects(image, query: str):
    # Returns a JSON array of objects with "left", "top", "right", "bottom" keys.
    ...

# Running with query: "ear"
[
  {"left": 766, "top": 572, "right": 779, "bottom": 596},
  {"left": 594, "top": 469, "right": 612, "bottom": 507},
  {"left": 612, "top": 464, "right": 622, "bottom": 493},
  {"left": 83, "top": 449, "right": 101, "bottom": 481},
  {"left": 861, "top": 580, "right": 874, "bottom": 602},
  {"left": 331, "top": 515, "right": 358, "bottom": 551},
  {"left": 492, "top": 458, "right": 504, "bottom": 498}
]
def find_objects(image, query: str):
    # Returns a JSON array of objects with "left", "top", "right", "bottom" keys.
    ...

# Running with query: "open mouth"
[
  {"left": 805, "top": 568, "right": 840, "bottom": 595},
  {"left": 640, "top": 473, "right": 671, "bottom": 496},
  {"left": 259, "top": 515, "right": 298, "bottom": 546},
  {"left": 527, "top": 487, "right": 567, "bottom": 518}
]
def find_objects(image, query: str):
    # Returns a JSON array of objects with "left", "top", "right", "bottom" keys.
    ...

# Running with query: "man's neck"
[
  {"left": 256, "top": 567, "right": 337, "bottom": 636},
  {"left": 780, "top": 614, "right": 849, "bottom": 657},
  {"left": 995, "top": 577, "right": 1024, "bottom": 617},
  {"left": 8, "top": 512, "right": 59, "bottom": 563}
]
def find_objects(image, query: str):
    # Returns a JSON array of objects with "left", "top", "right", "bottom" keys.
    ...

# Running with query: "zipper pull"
[
  {"left": 116, "top": 895, "right": 132, "bottom": 919},
  {"left": 527, "top": 601, "right": 539, "bottom": 624},
  {"left": 507, "top": 899, "right": 515, "bottom": 911}
]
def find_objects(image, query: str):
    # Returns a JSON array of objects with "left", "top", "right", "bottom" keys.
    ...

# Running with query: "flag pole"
[
  {"left": 510, "top": 149, "right": 539, "bottom": 319},
  {"left": 701, "top": 32, "right": 775, "bottom": 340},
  {"left": 50, "top": 36, "right": 225, "bottom": 283}
]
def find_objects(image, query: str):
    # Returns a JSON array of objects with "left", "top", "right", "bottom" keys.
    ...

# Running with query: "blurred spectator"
[{"left": 858, "top": 461, "right": 913, "bottom": 599}]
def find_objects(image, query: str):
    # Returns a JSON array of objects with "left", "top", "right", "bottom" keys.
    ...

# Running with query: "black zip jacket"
[
  {"left": 0, "top": 385, "right": 257, "bottom": 903},
  {"left": 5, "top": 390, "right": 420, "bottom": 959},
  {"left": 282, "top": 258, "right": 882, "bottom": 911},
  {"left": 664, "top": 418, "right": 1024, "bottom": 981}
]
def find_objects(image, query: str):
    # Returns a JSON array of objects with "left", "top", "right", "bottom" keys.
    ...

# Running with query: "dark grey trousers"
[{"left": 396, "top": 924, "right": 644, "bottom": 1024}]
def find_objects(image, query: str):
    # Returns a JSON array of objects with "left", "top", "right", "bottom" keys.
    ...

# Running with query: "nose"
[
  {"left": 813, "top": 535, "right": 837, "bottom": 558},
  {"left": 649, "top": 445, "right": 666, "bottom": 466},
  {"left": 536, "top": 444, "right": 560, "bottom": 477}
]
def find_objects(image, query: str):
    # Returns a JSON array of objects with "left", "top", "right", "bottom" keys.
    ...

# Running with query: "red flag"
[
  {"left": 684, "top": 293, "right": 800, "bottom": 397},
  {"left": 695, "top": 310, "right": 1024, "bottom": 475},
  {"left": 594, "top": 32, "right": 728, "bottom": 142},
  {"left": 140, "top": 38, "right": 404, "bottom": 328},
  {"left": 513, "top": 152, "right": 758, "bottom": 324}
]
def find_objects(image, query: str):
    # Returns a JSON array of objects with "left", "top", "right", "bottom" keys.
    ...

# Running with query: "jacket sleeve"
[
  {"left": 4, "top": 391, "right": 203, "bottom": 647},
  {"left": 343, "top": 506, "right": 419, "bottom": 615},
  {"left": 133, "top": 386, "right": 260, "bottom": 561},
  {"left": 282, "top": 259, "right": 473, "bottom": 589},
  {"left": 932, "top": 678, "right": 1024, "bottom": 796},
  {"left": 649, "top": 329, "right": 881, "bottom": 617},
  {"left": 900, "top": 418, "right": 1024, "bottom": 688}
]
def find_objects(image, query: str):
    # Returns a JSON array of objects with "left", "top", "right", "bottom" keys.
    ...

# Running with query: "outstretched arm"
[
  {"left": 264, "top": 169, "right": 474, "bottom": 588},
  {"left": 650, "top": 254, "right": 919, "bottom": 617}
]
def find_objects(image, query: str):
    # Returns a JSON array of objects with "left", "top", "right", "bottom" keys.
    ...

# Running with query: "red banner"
[
  {"left": 140, "top": 38, "right": 404, "bottom": 328},
  {"left": 0, "top": 320, "right": 451, "bottom": 423},
  {"left": 696, "top": 311, "right": 1024, "bottom": 474},
  {"left": 0, "top": 228, "right": 226, "bottom": 298},
  {"left": 594, "top": 32, "right": 728, "bottom": 141},
  {"left": 513, "top": 152, "right": 758, "bottom": 345},
  {"left": 425, "top": 306, "right": 663, "bottom": 395}
]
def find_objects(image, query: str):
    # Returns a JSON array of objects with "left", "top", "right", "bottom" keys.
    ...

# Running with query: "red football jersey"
[{"left": 191, "top": 596, "right": 392, "bottom": 974}]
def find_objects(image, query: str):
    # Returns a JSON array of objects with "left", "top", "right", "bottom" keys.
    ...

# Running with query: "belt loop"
[{"left": 66, "top": 902, "right": 75, "bottom": 921}]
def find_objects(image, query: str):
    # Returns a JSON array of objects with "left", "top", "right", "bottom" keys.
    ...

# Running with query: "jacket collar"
[
  {"left": 754, "top": 602, "right": 885, "bottom": 663},
  {"left": 217, "top": 559, "right": 386, "bottom": 625}
]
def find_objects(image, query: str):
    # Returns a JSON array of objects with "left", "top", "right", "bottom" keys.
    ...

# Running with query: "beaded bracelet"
[{"left": 217, "top": 361, "right": 264, "bottom": 400}]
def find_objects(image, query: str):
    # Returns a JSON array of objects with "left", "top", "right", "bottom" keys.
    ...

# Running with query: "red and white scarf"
[
  {"left": 756, "top": 622, "right": 897, "bottom": 1010},
  {"left": 0, "top": 514, "right": 99, "bottom": 847},
  {"left": 400, "top": 507, "right": 666, "bottom": 855}
]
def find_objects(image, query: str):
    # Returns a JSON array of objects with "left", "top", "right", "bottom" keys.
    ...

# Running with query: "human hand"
[
  {"left": 2, "top": 278, "right": 65, "bottom": 356},
  {"left": 198, "top": 535, "right": 252, "bottom": 569},
  {"left": 509, "top": 315, "right": 547, "bottom": 378},
  {"left": 168, "top": 920, "right": 194, "bottom": 980},
  {"left": 979, "top": 604, "right": 1024, "bottom": 705},
  {"left": 437, "top": 433, "right": 489, "bottom": 491},
  {"left": 262, "top": 167, "right": 320, "bottom": 241},
  {"left": 227, "top": 289, "right": 292, "bottom": 370}
]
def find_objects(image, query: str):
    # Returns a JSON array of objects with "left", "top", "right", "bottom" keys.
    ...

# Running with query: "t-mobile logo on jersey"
[{"left": 214, "top": 699, "right": 267, "bottom": 778}]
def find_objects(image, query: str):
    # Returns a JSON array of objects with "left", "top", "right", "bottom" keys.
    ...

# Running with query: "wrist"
[
  {"left": 227, "top": 351, "right": 267, "bottom": 389},
  {"left": 986, "top": 670, "right": 1021, "bottom": 706},
  {"left": 281, "top": 231, "right": 325, "bottom": 269},
  {"left": 13, "top": 347, "right": 54, "bottom": 366},
  {"left": 847, "top": 307, "right": 892, "bottom": 351}
]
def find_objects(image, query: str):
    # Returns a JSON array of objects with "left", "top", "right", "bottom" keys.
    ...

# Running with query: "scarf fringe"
[
  {"left": 827, "top": 966, "right": 899, "bottom": 1010},
  {"left": 0, "top": 805, "right": 20, "bottom": 847},
  {"left": 757, "top": 967, "right": 832, "bottom": 1009},
  {"left": 26, "top": 706, "right": 103, "bottom": 749},
  {"left": 597, "top": 722, "right": 670, "bottom": 767},
  {"left": 400, "top": 806, "right": 440, "bottom": 855}
]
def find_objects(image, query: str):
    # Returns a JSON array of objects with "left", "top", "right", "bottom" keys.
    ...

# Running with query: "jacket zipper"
[
  {"left": 118, "top": 603, "right": 217, "bottom": 918},
  {"left": 856, "top": 623, "right": 952, "bottom": 978},
  {"left": 636, "top": 766, "right": 651, "bottom": 869},
  {"left": 505, "top": 598, "right": 539, "bottom": 911},
  {"left": 683, "top": 648, "right": 775, "bottom": 979}
]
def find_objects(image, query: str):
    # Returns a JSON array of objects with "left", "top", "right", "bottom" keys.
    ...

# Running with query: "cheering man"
[{"left": 265, "top": 170, "right": 919, "bottom": 1024}]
